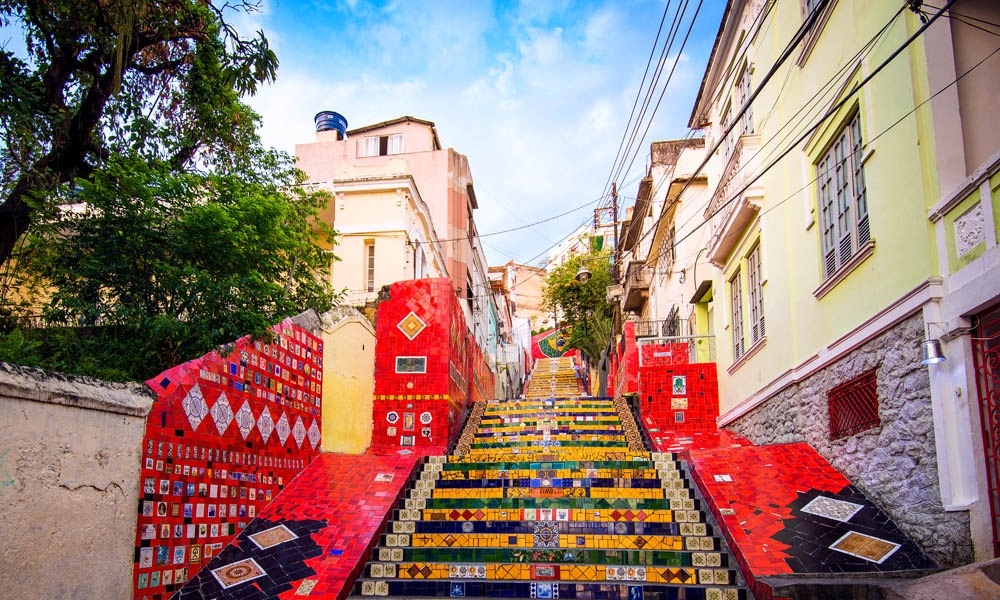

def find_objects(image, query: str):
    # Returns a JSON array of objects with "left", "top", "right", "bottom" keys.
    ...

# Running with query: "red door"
[{"left": 973, "top": 303, "right": 1000, "bottom": 557}]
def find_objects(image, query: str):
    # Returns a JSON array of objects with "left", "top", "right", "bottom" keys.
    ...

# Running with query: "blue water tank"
[{"left": 314, "top": 111, "right": 348, "bottom": 139}]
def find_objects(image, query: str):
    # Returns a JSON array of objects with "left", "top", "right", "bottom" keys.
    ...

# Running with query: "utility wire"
[
  {"left": 597, "top": 0, "right": 676, "bottom": 207},
  {"left": 648, "top": 0, "right": 960, "bottom": 260},
  {"left": 610, "top": 0, "right": 699, "bottom": 193},
  {"left": 645, "top": 3, "right": 904, "bottom": 263},
  {"left": 627, "top": 0, "right": 860, "bottom": 255}
]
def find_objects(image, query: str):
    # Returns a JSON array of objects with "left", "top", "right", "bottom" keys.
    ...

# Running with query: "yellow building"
[{"left": 683, "top": 0, "right": 1000, "bottom": 565}]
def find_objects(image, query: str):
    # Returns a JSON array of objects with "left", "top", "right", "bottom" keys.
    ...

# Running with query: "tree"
[
  {"left": 541, "top": 249, "right": 614, "bottom": 360},
  {"left": 0, "top": 0, "right": 277, "bottom": 266},
  {"left": 2, "top": 149, "right": 339, "bottom": 380}
]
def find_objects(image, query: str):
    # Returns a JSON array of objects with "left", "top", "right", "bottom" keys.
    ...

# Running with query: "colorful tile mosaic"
[
  {"left": 687, "top": 442, "right": 937, "bottom": 600},
  {"left": 349, "top": 357, "right": 747, "bottom": 599},
  {"left": 134, "top": 319, "right": 323, "bottom": 599},
  {"left": 171, "top": 452, "right": 420, "bottom": 599}
]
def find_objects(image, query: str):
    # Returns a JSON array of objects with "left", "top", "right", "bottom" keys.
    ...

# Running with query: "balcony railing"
[
  {"left": 637, "top": 335, "right": 716, "bottom": 366},
  {"left": 344, "top": 289, "right": 379, "bottom": 305},
  {"left": 634, "top": 317, "right": 691, "bottom": 338},
  {"left": 706, "top": 134, "right": 763, "bottom": 266}
]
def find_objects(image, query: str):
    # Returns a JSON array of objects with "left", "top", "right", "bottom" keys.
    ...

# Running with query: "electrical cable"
[
  {"left": 645, "top": 0, "right": 964, "bottom": 267},
  {"left": 644, "top": 3, "right": 904, "bottom": 264}
]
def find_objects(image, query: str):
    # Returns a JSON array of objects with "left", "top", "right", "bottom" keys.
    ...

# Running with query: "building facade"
[
  {"left": 680, "top": 0, "right": 1000, "bottom": 565},
  {"left": 295, "top": 114, "right": 500, "bottom": 366}
]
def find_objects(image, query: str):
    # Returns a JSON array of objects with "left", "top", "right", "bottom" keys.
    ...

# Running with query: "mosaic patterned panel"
[{"left": 134, "top": 319, "right": 323, "bottom": 599}]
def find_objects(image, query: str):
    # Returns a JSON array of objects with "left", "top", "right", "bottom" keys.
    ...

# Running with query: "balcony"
[
  {"left": 622, "top": 262, "right": 652, "bottom": 312},
  {"left": 706, "top": 134, "right": 763, "bottom": 266},
  {"left": 633, "top": 316, "right": 691, "bottom": 338}
]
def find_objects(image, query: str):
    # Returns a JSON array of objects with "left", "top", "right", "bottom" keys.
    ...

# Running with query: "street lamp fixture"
[{"left": 575, "top": 266, "right": 592, "bottom": 283}]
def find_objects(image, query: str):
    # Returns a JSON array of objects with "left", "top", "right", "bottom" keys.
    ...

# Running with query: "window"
[
  {"left": 661, "top": 225, "right": 676, "bottom": 276},
  {"left": 737, "top": 65, "right": 754, "bottom": 136},
  {"left": 817, "top": 112, "right": 868, "bottom": 280},
  {"left": 804, "top": 0, "right": 824, "bottom": 16},
  {"left": 362, "top": 133, "right": 404, "bottom": 157},
  {"left": 364, "top": 242, "right": 376, "bottom": 292},
  {"left": 729, "top": 271, "right": 745, "bottom": 360},
  {"left": 828, "top": 367, "right": 880, "bottom": 440},
  {"left": 747, "top": 244, "right": 765, "bottom": 345},
  {"left": 720, "top": 102, "right": 733, "bottom": 159}
]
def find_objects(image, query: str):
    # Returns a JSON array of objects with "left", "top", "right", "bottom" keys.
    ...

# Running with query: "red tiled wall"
[
  {"left": 134, "top": 319, "right": 323, "bottom": 598},
  {"left": 623, "top": 321, "right": 639, "bottom": 395},
  {"left": 371, "top": 278, "right": 472, "bottom": 454},
  {"left": 638, "top": 361, "right": 719, "bottom": 431}
]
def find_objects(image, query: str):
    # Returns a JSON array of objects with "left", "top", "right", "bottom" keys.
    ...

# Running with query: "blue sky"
[{"left": 233, "top": 1, "right": 725, "bottom": 265}]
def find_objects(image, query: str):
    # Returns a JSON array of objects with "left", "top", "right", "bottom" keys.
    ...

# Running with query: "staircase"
[
  {"left": 349, "top": 359, "right": 748, "bottom": 599},
  {"left": 524, "top": 357, "right": 581, "bottom": 399}
]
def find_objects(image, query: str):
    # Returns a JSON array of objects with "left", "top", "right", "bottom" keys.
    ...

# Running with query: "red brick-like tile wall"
[
  {"left": 638, "top": 358, "right": 719, "bottom": 432},
  {"left": 134, "top": 319, "right": 323, "bottom": 598},
  {"left": 370, "top": 278, "right": 474, "bottom": 454}
]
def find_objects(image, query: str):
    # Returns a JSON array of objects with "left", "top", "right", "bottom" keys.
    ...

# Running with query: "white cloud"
[{"left": 245, "top": 0, "right": 718, "bottom": 265}]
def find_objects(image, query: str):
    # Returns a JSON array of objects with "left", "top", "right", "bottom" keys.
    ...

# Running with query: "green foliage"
[
  {"left": 4, "top": 151, "right": 339, "bottom": 381},
  {"left": 0, "top": 0, "right": 280, "bottom": 264},
  {"left": 541, "top": 249, "right": 615, "bottom": 360}
]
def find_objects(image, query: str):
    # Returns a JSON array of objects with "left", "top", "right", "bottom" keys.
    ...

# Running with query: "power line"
[
  {"left": 609, "top": 0, "right": 701, "bottom": 194},
  {"left": 646, "top": 3, "right": 904, "bottom": 264},
  {"left": 648, "top": 0, "right": 961, "bottom": 263},
  {"left": 597, "top": 0, "right": 676, "bottom": 207},
  {"left": 629, "top": 0, "right": 880, "bottom": 257}
]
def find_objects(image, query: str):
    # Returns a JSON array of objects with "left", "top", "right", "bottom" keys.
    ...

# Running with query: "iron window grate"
[{"left": 828, "top": 367, "right": 880, "bottom": 440}]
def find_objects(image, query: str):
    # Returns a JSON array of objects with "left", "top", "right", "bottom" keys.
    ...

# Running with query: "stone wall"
[
  {"left": 725, "top": 313, "right": 974, "bottom": 567},
  {"left": 0, "top": 363, "right": 154, "bottom": 600}
]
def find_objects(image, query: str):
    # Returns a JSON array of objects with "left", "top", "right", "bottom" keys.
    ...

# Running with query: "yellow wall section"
[
  {"left": 944, "top": 189, "right": 985, "bottom": 271},
  {"left": 714, "top": 2, "right": 940, "bottom": 417},
  {"left": 321, "top": 316, "right": 376, "bottom": 453}
]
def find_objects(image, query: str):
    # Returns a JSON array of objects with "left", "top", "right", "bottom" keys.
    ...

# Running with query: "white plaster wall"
[{"left": 0, "top": 364, "right": 153, "bottom": 600}]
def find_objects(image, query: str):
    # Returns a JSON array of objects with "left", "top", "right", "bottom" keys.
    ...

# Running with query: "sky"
[{"left": 236, "top": 0, "right": 726, "bottom": 267}]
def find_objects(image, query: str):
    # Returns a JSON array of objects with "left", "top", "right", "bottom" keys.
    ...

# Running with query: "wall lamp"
[{"left": 920, "top": 321, "right": 947, "bottom": 365}]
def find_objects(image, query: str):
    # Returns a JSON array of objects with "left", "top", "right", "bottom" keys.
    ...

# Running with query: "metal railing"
[
  {"left": 634, "top": 317, "right": 691, "bottom": 338},
  {"left": 636, "top": 335, "right": 716, "bottom": 366}
]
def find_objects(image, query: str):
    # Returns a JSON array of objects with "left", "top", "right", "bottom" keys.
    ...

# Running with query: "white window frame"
[
  {"left": 729, "top": 270, "right": 745, "bottom": 360},
  {"left": 388, "top": 133, "right": 404, "bottom": 155},
  {"left": 817, "top": 112, "right": 869, "bottom": 280},
  {"left": 737, "top": 64, "right": 754, "bottom": 136},
  {"left": 362, "top": 136, "right": 379, "bottom": 157},
  {"left": 364, "top": 242, "right": 376, "bottom": 292},
  {"left": 747, "top": 244, "right": 765, "bottom": 345}
]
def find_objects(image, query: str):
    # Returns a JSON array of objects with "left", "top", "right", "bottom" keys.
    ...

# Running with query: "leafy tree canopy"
[
  {"left": 541, "top": 249, "right": 614, "bottom": 360},
  {"left": 2, "top": 150, "right": 339, "bottom": 381},
  {"left": 0, "top": 0, "right": 278, "bottom": 265}
]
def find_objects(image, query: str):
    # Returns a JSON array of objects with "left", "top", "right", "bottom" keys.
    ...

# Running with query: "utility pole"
[{"left": 611, "top": 182, "right": 620, "bottom": 284}]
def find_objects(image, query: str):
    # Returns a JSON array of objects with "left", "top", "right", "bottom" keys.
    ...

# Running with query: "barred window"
[{"left": 828, "top": 368, "right": 880, "bottom": 440}]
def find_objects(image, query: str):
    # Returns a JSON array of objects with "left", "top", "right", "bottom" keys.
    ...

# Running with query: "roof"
[{"left": 346, "top": 116, "right": 442, "bottom": 150}]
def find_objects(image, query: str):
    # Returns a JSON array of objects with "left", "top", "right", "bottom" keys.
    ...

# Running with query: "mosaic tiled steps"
[
  {"left": 350, "top": 394, "right": 747, "bottom": 599},
  {"left": 524, "top": 357, "right": 582, "bottom": 399}
]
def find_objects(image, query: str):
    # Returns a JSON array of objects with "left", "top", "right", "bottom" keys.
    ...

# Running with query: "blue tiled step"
[
  {"left": 372, "top": 547, "right": 730, "bottom": 568},
  {"left": 441, "top": 459, "right": 680, "bottom": 471},
  {"left": 418, "top": 497, "right": 695, "bottom": 511}
]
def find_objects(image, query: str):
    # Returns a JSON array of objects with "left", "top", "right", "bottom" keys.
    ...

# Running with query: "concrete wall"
[
  {"left": 320, "top": 307, "right": 376, "bottom": 453},
  {"left": 0, "top": 363, "right": 153, "bottom": 600},
  {"left": 725, "top": 313, "right": 974, "bottom": 568}
]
